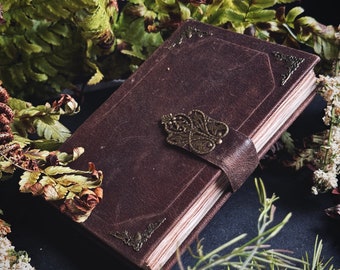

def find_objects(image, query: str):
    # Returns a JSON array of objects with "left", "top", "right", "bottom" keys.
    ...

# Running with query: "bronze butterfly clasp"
[{"left": 161, "top": 109, "right": 229, "bottom": 155}]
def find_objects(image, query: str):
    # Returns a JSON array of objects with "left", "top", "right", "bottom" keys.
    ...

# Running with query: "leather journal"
[{"left": 59, "top": 20, "right": 320, "bottom": 269}]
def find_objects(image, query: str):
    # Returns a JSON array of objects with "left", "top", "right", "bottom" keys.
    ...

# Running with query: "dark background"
[{"left": 0, "top": 1, "right": 339, "bottom": 269}]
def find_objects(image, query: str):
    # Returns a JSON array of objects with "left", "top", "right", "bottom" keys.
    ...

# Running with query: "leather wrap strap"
[{"left": 200, "top": 128, "right": 259, "bottom": 192}]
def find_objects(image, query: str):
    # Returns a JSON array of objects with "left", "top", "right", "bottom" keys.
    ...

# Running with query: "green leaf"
[
  {"left": 24, "top": 64, "right": 49, "bottom": 82},
  {"left": 14, "top": 35, "right": 42, "bottom": 54},
  {"left": 276, "top": 0, "right": 299, "bottom": 3},
  {"left": 0, "top": 37, "right": 18, "bottom": 59},
  {"left": 33, "top": 57, "right": 59, "bottom": 77},
  {"left": 56, "top": 174, "right": 95, "bottom": 187},
  {"left": 224, "top": 9, "right": 246, "bottom": 23},
  {"left": 178, "top": 2, "right": 191, "bottom": 21},
  {"left": 46, "top": 54, "right": 70, "bottom": 68},
  {"left": 249, "top": 0, "right": 276, "bottom": 10},
  {"left": 56, "top": 147, "right": 85, "bottom": 165},
  {"left": 86, "top": 60, "right": 104, "bottom": 85},
  {"left": 12, "top": 134, "right": 32, "bottom": 148},
  {"left": 280, "top": 131, "right": 295, "bottom": 155},
  {"left": 229, "top": 0, "right": 249, "bottom": 14},
  {"left": 44, "top": 166, "right": 84, "bottom": 175},
  {"left": 35, "top": 118, "right": 71, "bottom": 142},
  {"left": 45, "top": 2, "right": 71, "bottom": 19},
  {"left": 285, "top": 6, "right": 304, "bottom": 23},
  {"left": 24, "top": 30, "right": 52, "bottom": 53},
  {"left": 37, "top": 26, "right": 62, "bottom": 46},
  {"left": 205, "top": 8, "right": 230, "bottom": 25},
  {"left": 8, "top": 64, "right": 27, "bottom": 87},
  {"left": 50, "top": 22, "right": 72, "bottom": 38},
  {"left": 19, "top": 171, "right": 41, "bottom": 192},
  {"left": 11, "top": 10, "right": 34, "bottom": 29},
  {"left": 30, "top": 140, "right": 63, "bottom": 151},
  {"left": 8, "top": 97, "right": 31, "bottom": 111},
  {"left": 0, "top": 160, "right": 15, "bottom": 174},
  {"left": 247, "top": 9, "right": 276, "bottom": 22}
]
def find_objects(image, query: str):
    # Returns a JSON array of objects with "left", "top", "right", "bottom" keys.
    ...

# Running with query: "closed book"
[{"left": 59, "top": 20, "right": 320, "bottom": 269}]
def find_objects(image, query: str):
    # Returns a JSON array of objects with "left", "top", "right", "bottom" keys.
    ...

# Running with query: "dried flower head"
[{"left": 311, "top": 74, "right": 340, "bottom": 195}]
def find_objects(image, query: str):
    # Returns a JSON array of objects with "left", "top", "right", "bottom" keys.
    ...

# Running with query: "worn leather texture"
[{"left": 59, "top": 20, "right": 320, "bottom": 269}]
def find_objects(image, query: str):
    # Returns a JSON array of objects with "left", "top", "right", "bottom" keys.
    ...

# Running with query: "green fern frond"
[
  {"left": 50, "top": 22, "right": 72, "bottom": 38},
  {"left": 280, "top": 131, "right": 296, "bottom": 155},
  {"left": 14, "top": 35, "right": 42, "bottom": 54},
  {"left": 24, "top": 64, "right": 49, "bottom": 83},
  {"left": 37, "top": 26, "right": 63, "bottom": 46},
  {"left": 10, "top": 10, "right": 33, "bottom": 29},
  {"left": 8, "top": 64, "right": 27, "bottom": 87},
  {"left": 32, "top": 57, "right": 59, "bottom": 77},
  {"left": 0, "top": 0, "right": 118, "bottom": 100}
]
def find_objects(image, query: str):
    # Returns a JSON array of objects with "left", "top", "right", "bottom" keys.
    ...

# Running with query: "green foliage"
[
  {"left": 117, "top": 0, "right": 338, "bottom": 75},
  {"left": 280, "top": 131, "right": 295, "bottom": 155},
  {"left": 8, "top": 97, "right": 76, "bottom": 145},
  {"left": 177, "top": 178, "right": 335, "bottom": 270},
  {"left": 1, "top": 0, "right": 338, "bottom": 100},
  {"left": 19, "top": 163, "right": 102, "bottom": 200},
  {"left": 0, "top": 86, "right": 103, "bottom": 222},
  {"left": 0, "top": 0, "right": 117, "bottom": 101}
]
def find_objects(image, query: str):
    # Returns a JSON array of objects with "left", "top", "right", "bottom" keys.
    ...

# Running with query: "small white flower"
[{"left": 0, "top": 236, "right": 35, "bottom": 270}]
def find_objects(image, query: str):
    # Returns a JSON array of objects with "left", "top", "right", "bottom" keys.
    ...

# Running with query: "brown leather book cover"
[{"left": 59, "top": 20, "right": 320, "bottom": 269}]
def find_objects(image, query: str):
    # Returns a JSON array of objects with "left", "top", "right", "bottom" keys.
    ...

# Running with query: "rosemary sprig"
[{"left": 177, "top": 178, "right": 335, "bottom": 270}]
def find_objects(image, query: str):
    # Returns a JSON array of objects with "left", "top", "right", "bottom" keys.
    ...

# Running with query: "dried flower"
[
  {"left": 0, "top": 215, "right": 35, "bottom": 270},
  {"left": 51, "top": 94, "right": 80, "bottom": 115},
  {"left": 0, "top": 218, "right": 11, "bottom": 236},
  {"left": 60, "top": 187, "right": 103, "bottom": 222},
  {"left": 310, "top": 74, "right": 340, "bottom": 194}
]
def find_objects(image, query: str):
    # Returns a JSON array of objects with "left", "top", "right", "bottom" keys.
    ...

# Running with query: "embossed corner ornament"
[
  {"left": 110, "top": 218, "right": 166, "bottom": 252},
  {"left": 169, "top": 25, "right": 213, "bottom": 48},
  {"left": 273, "top": 51, "right": 305, "bottom": 86},
  {"left": 161, "top": 109, "right": 229, "bottom": 155}
]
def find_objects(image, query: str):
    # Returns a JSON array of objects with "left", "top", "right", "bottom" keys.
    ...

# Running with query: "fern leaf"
[
  {"left": 46, "top": 54, "right": 70, "bottom": 68},
  {"left": 276, "top": 0, "right": 299, "bottom": 3},
  {"left": 85, "top": 59, "right": 104, "bottom": 85},
  {"left": 29, "top": 139, "right": 63, "bottom": 151},
  {"left": 44, "top": 166, "right": 84, "bottom": 175},
  {"left": 14, "top": 35, "right": 42, "bottom": 54},
  {"left": 64, "top": 0, "right": 93, "bottom": 12},
  {"left": 37, "top": 26, "right": 62, "bottom": 46},
  {"left": 11, "top": 10, "right": 33, "bottom": 29},
  {"left": 280, "top": 131, "right": 295, "bottom": 155},
  {"left": 25, "top": 29, "right": 52, "bottom": 53},
  {"left": 19, "top": 171, "right": 41, "bottom": 193},
  {"left": 35, "top": 118, "right": 71, "bottom": 142},
  {"left": 23, "top": 148, "right": 51, "bottom": 161},
  {"left": 205, "top": 9, "right": 229, "bottom": 25},
  {"left": 229, "top": 0, "right": 249, "bottom": 14},
  {"left": 8, "top": 97, "right": 31, "bottom": 111},
  {"left": 24, "top": 64, "right": 48, "bottom": 82},
  {"left": 0, "top": 37, "right": 18, "bottom": 59},
  {"left": 249, "top": 0, "right": 276, "bottom": 10},
  {"left": 285, "top": 6, "right": 304, "bottom": 23},
  {"left": 224, "top": 9, "right": 246, "bottom": 23},
  {"left": 32, "top": 57, "right": 59, "bottom": 77},
  {"left": 56, "top": 147, "right": 85, "bottom": 165},
  {"left": 87, "top": 69, "right": 104, "bottom": 85},
  {"left": 247, "top": 9, "right": 276, "bottom": 22},
  {"left": 45, "top": 2, "right": 71, "bottom": 19},
  {"left": 50, "top": 22, "right": 72, "bottom": 38},
  {"left": 12, "top": 134, "right": 32, "bottom": 149},
  {"left": 34, "top": 4, "right": 60, "bottom": 21},
  {"left": 50, "top": 182, "right": 69, "bottom": 199},
  {"left": 8, "top": 64, "right": 27, "bottom": 87}
]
